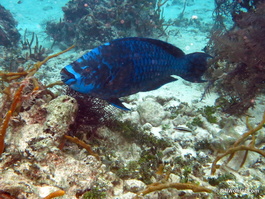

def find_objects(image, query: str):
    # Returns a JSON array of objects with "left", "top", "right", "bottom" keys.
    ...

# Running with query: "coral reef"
[
  {"left": 0, "top": 5, "right": 20, "bottom": 47},
  {"left": 46, "top": 0, "right": 166, "bottom": 49},
  {"left": 1, "top": 69, "right": 265, "bottom": 198},
  {"left": 207, "top": 0, "right": 265, "bottom": 115},
  {"left": 0, "top": 45, "right": 75, "bottom": 155},
  {"left": 0, "top": 5, "right": 53, "bottom": 73}
]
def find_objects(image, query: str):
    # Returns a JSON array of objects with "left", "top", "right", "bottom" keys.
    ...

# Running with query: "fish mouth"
[{"left": 60, "top": 68, "right": 77, "bottom": 85}]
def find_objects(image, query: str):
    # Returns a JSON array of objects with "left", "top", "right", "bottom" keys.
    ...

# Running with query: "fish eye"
[{"left": 61, "top": 73, "right": 68, "bottom": 81}]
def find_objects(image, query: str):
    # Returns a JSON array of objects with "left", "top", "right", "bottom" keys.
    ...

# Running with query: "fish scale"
[{"left": 61, "top": 37, "right": 212, "bottom": 110}]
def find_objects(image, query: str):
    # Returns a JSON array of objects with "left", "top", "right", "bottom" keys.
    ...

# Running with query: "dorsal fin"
[{"left": 111, "top": 37, "right": 186, "bottom": 58}]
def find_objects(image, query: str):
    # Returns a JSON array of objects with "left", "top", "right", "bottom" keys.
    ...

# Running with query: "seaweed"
[
  {"left": 187, "top": 117, "right": 203, "bottom": 129},
  {"left": 107, "top": 120, "right": 170, "bottom": 149},
  {"left": 207, "top": 1, "right": 265, "bottom": 115},
  {"left": 132, "top": 156, "right": 212, "bottom": 197},
  {"left": 208, "top": 173, "right": 236, "bottom": 186},
  {"left": 82, "top": 187, "right": 106, "bottom": 199},
  {"left": 64, "top": 89, "right": 119, "bottom": 143}
]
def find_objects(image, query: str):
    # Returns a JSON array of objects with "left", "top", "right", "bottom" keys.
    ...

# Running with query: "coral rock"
[
  {"left": 124, "top": 179, "right": 146, "bottom": 193},
  {"left": 137, "top": 100, "right": 166, "bottom": 127},
  {"left": 117, "top": 192, "right": 137, "bottom": 199},
  {"left": 43, "top": 95, "right": 78, "bottom": 138}
]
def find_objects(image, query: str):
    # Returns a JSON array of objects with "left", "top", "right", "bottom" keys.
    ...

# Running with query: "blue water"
[{"left": 1, "top": 0, "right": 215, "bottom": 52}]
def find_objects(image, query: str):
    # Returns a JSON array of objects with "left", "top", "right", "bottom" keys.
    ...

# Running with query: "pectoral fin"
[{"left": 107, "top": 98, "right": 130, "bottom": 111}]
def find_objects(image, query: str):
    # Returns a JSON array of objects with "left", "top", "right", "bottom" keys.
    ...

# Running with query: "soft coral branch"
[
  {"left": 135, "top": 182, "right": 211, "bottom": 197},
  {"left": 0, "top": 45, "right": 75, "bottom": 155},
  {"left": 0, "top": 84, "right": 25, "bottom": 154},
  {"left": 211, "top": 111, "right": 265, "bottom": 175}
]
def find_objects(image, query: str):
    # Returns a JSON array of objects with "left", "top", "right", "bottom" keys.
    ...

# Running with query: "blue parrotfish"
[{"left": 61, "top": 37, "right": 211, "bottom": 110}]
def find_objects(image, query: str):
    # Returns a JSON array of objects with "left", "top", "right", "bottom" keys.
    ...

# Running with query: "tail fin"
[{"left": 181, "top": 52, "right": 212, "bottom": 83}]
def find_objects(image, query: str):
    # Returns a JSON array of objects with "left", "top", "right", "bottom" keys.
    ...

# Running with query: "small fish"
[
  {"left": 61, "top": 37, "right": 211, "bottom": 110},
  {"left": 174, "top": 126, "right": 193, "bottom": 132}
]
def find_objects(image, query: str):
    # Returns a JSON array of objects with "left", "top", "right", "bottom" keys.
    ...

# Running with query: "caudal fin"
[{"left": 181, "top": 52, "right": 212, "bottom": 83}]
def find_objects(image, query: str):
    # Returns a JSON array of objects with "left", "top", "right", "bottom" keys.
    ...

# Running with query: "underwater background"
[{"left": 0, "top": 0, "right": 265, "bottom": 198}]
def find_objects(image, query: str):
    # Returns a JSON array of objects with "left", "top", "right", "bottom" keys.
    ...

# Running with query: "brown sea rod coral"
[{"left": 0, "top": 46, "right": 74, "bottom": 155}]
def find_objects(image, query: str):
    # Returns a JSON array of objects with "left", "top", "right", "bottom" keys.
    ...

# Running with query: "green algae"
[
  {"left": 208, "top": 173, "right": 236, "bottom": 186},
  {"left": 82, "top": 187, "right": 106, "bottom": 199},
  {"left": 107, "top": 120, "right": 170, "bottom": 149}
]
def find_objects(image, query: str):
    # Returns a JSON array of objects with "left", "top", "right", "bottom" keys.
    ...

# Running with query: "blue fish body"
[{"left": 61, "top": 37, "right": 211, "bottom": 110}]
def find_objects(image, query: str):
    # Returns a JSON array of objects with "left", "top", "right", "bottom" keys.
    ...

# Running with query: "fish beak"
[{"left": 60, "top": 68, "right": 77, "bottom": 85}]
